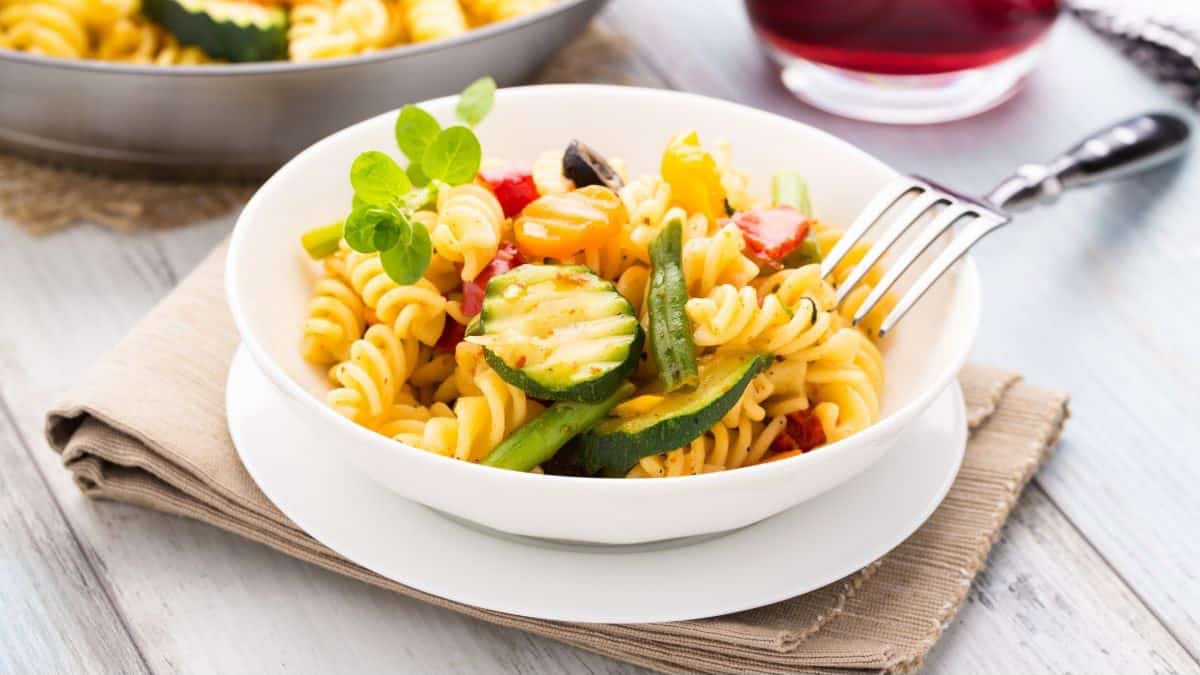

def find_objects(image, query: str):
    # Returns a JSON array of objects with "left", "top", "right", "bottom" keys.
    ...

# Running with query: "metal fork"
[{"left": 823, "top": 112, "right": 1191, "bottom": 336}]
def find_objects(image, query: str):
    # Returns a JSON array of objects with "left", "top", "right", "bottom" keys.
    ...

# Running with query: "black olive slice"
[{"left": 562, "top": 139, "right": 624, "bottom": 191}]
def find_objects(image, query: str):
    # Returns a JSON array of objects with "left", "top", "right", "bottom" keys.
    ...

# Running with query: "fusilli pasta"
[
  {"left": 531, "top": 147, "right": 573, "bottom": 196},
  {"left": 433, "top": 184, "right": 505, "bottom": 281},
  {"left": 401, "top": 0, "right": 465, "bottom": 43},
  {"left": 681, "top": 220, "right": 760, "bottom": 296},
  {"left": 95, "top": 14, "right": 209, "bottom": 63},
  {"left": 288, "top": 0, "right": 404, "bottom": 61},
  {"left": 384, "top": 342, "right": 543, "bottom": 460},
  {"left": 302, "top": 276, "right": 366, "bottom": 365},
  {"left": 0, "top": 0, "right": 92, "bottom": 57},
  {"left": 1, "top": 0, "right": 552, "bottom": 63}
]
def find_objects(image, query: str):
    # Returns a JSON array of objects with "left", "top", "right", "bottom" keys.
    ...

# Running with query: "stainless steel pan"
[{"left": 0, "top": 0, "right": 606, "bottom": 178}]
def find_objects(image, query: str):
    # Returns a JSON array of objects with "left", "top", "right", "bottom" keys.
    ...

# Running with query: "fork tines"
[{"left": 820, "top": 177, "right": 1009, "bottom": 336}]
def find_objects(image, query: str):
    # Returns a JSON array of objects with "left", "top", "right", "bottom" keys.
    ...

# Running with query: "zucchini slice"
[
  {"left": 468, "top": 264, "right": 644, "bottom": 402},
  {"left": 142, "top": 0, "right": 288, "bottom": 62},
  {"left": 560, "top": 351, "right": 771, "bottom": 476}
]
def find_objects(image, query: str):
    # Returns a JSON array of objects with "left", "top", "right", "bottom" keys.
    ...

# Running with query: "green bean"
[
  {"left": 300, "top": 221, "right": 344, "bottom": 260},
  {"left": 482, "top": 383, "right": 636, "bottom": 472},
  {"left": 648, "top": 215, "right": 699, "bottom": 391}
]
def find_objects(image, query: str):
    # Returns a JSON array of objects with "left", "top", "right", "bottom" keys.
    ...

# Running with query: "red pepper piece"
[
  {"left": 732, "top": 206, "right": 812, "bottom": 261},
  {"left": 479, "top": 163, "right": 539, "bottom": 218},
  {"left": 434, "top": 320, "right": 466, "bottom": 353},
  {"left": 461, "top": 242, "right": 524, "bottom": 317},
  {"left": 770, "top": 408, "right": 827, "bottom": 455}
]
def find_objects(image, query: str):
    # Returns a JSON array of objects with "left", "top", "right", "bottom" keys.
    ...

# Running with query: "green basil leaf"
[
  {"left": 394, "top": 105, "right": 441, "bottom": 163},
  {"left": 343, "top": 203, "right": 394, "bottom": 253},
  {"left": 372, "top": 218, "right": 401, "bottom": 252},
  {"left": 407, "top": 160, "right": 430, "bottom": 187},
  {"left": 455, "top": 76, "right": 496, "bottom": 127},
  {"left": 350, "top": 151, "right": 410, "bottom": 206},
  {"left": 379, "top": 218, "right": 432, "bottom": 285},
  {"left": 422, "top": 126, "right": 482, "bottom": 186}
]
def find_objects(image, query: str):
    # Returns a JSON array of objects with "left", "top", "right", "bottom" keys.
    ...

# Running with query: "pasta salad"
[
  {"left": 299, "top": 79, "right": 890, "bottom": 478},
  {"left": 0, "top": 0, "right": 553, "bottom": 64}
]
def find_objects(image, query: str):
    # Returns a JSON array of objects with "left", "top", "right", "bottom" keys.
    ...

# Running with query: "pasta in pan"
[
  {"left": 0, "top": 0, "right": 556, "bottom": 63},
  {"left": 94, "top": 15, "right": 209, "bottom": 63},
  {"left": 299, "top": 105, "right": 889, "bottom": 478}
]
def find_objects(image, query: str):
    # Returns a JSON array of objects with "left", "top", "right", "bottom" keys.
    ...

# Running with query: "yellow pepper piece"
[
  {"left": 612, "top": 394, "right": 666, "bottom": 417},
  {"left": 660, "top": 129, "right": 726, "bottom": 224}
]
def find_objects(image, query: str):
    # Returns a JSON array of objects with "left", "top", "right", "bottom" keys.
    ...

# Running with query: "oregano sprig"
[{"left": 306, "top": 77, "right": 498, "bottom": 285}]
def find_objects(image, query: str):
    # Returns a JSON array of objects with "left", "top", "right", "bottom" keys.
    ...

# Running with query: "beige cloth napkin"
[{"left": 45, "top": 241, "right": 1069, "bottom": 674}]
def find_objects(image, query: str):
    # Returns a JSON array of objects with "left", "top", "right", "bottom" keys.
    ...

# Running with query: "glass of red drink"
[{"left": 744, "top": 0, "right": 1062, "bottom": 124}]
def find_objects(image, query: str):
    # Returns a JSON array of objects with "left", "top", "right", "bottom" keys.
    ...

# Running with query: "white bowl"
[{"left": 227, "top": 85, "right": 980, "bottom": 545}]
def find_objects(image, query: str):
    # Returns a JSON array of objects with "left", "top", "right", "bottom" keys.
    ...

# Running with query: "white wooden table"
[{"left": 3, "top": 3, "right": 1199, "bottom": 673}]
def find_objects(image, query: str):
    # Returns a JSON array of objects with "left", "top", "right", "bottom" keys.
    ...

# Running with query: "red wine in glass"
[{"left": 744, "top": 0, "right": 1062, "bottom": 123}]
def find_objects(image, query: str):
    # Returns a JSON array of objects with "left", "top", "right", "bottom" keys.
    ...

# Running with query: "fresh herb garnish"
[
  {"left": 394, "top": 106, "right": 440, "bottom": 166},
  {"left": 455, "top": 76, "right": 496, "bottom": 127},
  {"left": 421, "top": 126, "right": 482, "bottom": 186},
  {"left": 350, "top": 151, "right": 411, "bottom": 206},
  {"left": 307, "top": 77, "right": 498, "bottom": 284}
]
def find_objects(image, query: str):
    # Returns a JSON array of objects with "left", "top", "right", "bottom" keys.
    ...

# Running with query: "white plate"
[{"left": 228, "top": 346, "right": 967, "bottom": 623}]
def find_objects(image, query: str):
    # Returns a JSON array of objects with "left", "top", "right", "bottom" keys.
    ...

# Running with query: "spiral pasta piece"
[
  {"left": 401, "top": 0, "right": 465, "bottom": 43},
  {"left": 433, "top": 184, "right": 505, "bottom": 281},
  {"left": 344, "top": 251, "right": 448, "bottom": 346},
  {"left": 810, "top": 222, "right": 896, "bottom": 336},
  {"left": 617, "top": 174, "right": 670, "bottom": 263},
  {"left": 804, "top": 329, "right": 884, "bottom": 443},
  {"left": 713, "top": 139, "right": 755, "bottom": 213},
  {"left": 391, "top": 343, "right": 543, "bottom": 461},
  {"left": 95, "top": 16, "right": 209, "bottom": 63},
  {"left": 288, "top": 0, "right": 359, "bottom": 60},
  {"left": 686, "top": 284, "right": 832, "bottom": 356},
  {"left": 761, "top": 327, "right": 884, "bottom": 443},
  {"left": 288, "top": 0, "right": 404, "bottom": 61},
  {"left": 327, "top": 323, "right": 416, "bottom": 425},
  {"left": 531, "top": 148, "right": 573, "bottom": 196},
  {"left": 302, "top": 277, "right": 366, "bottom": 365},
  {"left": 0, "top": 0, "right": 90, "bottom": 57},
  {"left": 681, "top": 221, "right": 759, "bottom": 297}
]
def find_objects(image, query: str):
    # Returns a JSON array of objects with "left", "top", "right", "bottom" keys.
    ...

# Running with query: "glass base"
[{"left": 772, "top": 41, "right": 1046, "bottom": 125}]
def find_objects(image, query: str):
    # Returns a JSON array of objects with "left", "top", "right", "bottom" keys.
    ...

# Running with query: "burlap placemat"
[{"left": 43, "top": 240, "right": 1069, "bottom": 674}]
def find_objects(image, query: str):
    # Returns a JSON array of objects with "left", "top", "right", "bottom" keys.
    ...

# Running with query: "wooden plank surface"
[
  {"left": 0, "top": 394, "right": 149, "bottom": 675},
  {"left": 1, "top": 1, "right": 1198, "bottom": 673},
  {"left": 603, "top": 0, "right": 1200, "bottom": 663}
]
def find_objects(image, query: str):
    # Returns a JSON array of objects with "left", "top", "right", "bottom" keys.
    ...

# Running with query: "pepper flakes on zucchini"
[{"left": 468, "top": 264, "right": 644, "bottom": 402}]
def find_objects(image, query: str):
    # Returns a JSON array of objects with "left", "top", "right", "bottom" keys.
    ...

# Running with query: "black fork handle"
[{"left": 986, "top": 112, "right": 1191, "bottom": 211}]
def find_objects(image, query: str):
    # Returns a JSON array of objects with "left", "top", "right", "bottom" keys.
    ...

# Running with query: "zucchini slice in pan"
[{"left": 143, "top": 0, "right": 288, "bottom": 62}]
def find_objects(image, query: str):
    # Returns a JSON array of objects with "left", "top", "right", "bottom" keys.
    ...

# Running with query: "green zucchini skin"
[
  {"left": 482, "top": 330, "right": 642, "bottom": 402},
  {"left": 142, "top": 0, "right": 288, "bottom": 62},
  {"left": 481, "top": 383, "right": 635, "bottom": 472},
  {"left": 771, "top": 171, "right": 812, "bottom": 218},
  {"left": 771, "top": 170, "right": 822, "bottom": 266},
  {"left": 647, "top": 215, "right": 698, "bottom": 391},
  {"left": 563, "top": 352, "right": 771, "bottom": 477},
  {"left": 474, "top": 264, "right": 643, "bottom": 403}
]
